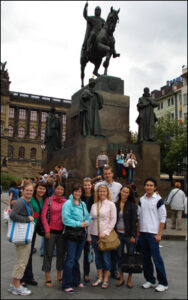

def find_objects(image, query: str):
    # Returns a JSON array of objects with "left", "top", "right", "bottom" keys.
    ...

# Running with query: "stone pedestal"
[{"left": 66, "top": 75, "right": 131, "bottom": 146}]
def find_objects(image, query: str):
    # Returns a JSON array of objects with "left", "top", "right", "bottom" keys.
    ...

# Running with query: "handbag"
[
  {"left": 35, "top": 197, "right": 52, "bottom": 236},
  {"left": 123, "top": 160, "right": 129, "bottom": 168},
  {"left": 96, "top": 202, "right": 120, "bottom": 251},
  {"left": 120, "top": 251, "right": 143, "bottom": 273},
  {"left": 63, "top": 201, "right": 86, "bottom": 241},
  {"left": 7, "top": 199, "right": 35, "bottom": 245}
]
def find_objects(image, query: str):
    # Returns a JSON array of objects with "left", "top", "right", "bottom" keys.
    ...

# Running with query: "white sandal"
[{"left": 91, "top": 279, "right": 102, "bottom": 287}]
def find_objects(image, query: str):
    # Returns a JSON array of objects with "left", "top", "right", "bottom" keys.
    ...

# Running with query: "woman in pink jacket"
[
  {"left": 88, "top": 184, "right": 117, "bottom": 289},
  {"left": 41, "top": 182, "right": 67, "bottom": 287}
]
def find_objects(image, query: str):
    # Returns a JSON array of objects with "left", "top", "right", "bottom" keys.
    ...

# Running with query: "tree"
[
  {"left": 130, "top": 131, "right": 138, "bottom": 144},
  {"left": 155, "top": 113, "right": 187, "bottom": 185}
]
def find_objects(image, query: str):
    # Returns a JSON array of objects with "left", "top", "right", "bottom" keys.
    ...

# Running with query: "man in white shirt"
[
  {"left": 95, "top": 166, "right": 122, "bottom": 279},
  {"left": 95, "top": 166, "right": 122, "bottom": 203},
  {"left": 137, "top": 177, "right": 168, "bottom": 292},
  {"left": 96, "top": 150, "right": 109, "bottom": 177}
]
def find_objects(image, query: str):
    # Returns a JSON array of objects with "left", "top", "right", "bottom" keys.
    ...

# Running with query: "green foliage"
[
  {"left": 0, "top": 173, "right": 21, "bottom": 191},
  {"left": 130, "top": 131, "right": 138, "bottom": 144},
  {"left": 155, "top": 113, "right": 187, "bottom": 178}
]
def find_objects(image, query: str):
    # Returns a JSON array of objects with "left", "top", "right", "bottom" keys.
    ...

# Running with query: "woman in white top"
[{"left": 125, "top": 149, "right": 137, "bottom": 184}]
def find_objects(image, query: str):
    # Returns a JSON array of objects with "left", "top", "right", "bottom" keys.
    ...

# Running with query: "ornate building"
[{"left": 0, "top": 62, "right": 71, "bottom": 177}]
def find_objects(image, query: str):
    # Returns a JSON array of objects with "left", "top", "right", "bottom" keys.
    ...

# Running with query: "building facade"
[
  {"left": 0, "top": 62, "right": 71, "bottom": 177},
  {"left": 151, "top": 66, "right": 187, "bottom": 122}
]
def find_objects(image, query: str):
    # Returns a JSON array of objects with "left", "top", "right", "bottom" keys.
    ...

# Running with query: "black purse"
[
  {"left": 35, "top": 197, "right": 52, "bottom": 237},
  {"left": 120, "top": 247, "right": 143, "bottom": 273},
  {"left": 63, "top": 201, "right": 86, "bottom": 242}
]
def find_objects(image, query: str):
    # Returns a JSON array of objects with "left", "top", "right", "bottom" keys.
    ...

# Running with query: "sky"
[{"left": 1, "top": 1, "right": 187, "bottom": 132}]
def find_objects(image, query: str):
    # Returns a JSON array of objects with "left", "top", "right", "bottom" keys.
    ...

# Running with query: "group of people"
[{"left": 7, "top": 163, "right": 173, "bottom": 296}]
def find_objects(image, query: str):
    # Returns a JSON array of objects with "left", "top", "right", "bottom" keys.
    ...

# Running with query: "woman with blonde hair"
[{"left": 88, "top": 185, "right": 117, "bottom": 289}]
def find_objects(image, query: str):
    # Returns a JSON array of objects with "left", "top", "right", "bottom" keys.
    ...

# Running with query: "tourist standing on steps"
[
  {"left": 41, "top": 182, "right": 67, "bottom": 287},
  {"left": 125, "top": 149, "right": 137, "bottom": 184},
  {"left": 8, "top": 181, "right": 19, "bottom": 208},
  {"left": 88, "top": 184, "right": 117, "bottom": 289},
  {"left": 116, "top": 149, "right": 125, "bottom": 179},
  {"left": 96, "top": 150, "right": 109, "bottom": 177},
  {"left": 165, "top": 181, "right": 186, "bottom": 230},
  {"left": 8, "top": 183, "right": 34, "bottom": 296},
  {"left": 115, "top": 185, "right": 137, "bottom": 288},
  {"left": 138, "top": 177, "right": 168, "bottom": 292},
  {"left": 21, "top": 182, "right": 48, "bottom": 287},
  {"left": 95, "top": 166, "right": 122, "bottom": 280},
  {"left": 81, "top": 177, "right": 94, "bottom": 283}
]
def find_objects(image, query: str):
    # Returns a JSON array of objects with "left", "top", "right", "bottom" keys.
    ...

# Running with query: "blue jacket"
[{"left": 62, "top": 197, "right": 90, "bottom": 228}]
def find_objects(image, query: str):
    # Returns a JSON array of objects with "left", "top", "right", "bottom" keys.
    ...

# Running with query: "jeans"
[
  {"left": 83, "top": 241, "right": 90, "bottom": 276},
  {"left": 21, "top": 230, "right": 36, "bottom": 282},
  {"left": 117, "top": 232, "right": 136, "bottom": 271},
  {"left": 42, "top": 232, "right": 66, "bottom": 272},
  {"left": 117, "top": 163, "right": 123, "bottom": 178},
  {"left": 40, "top": 236, "right": 56, "bottom": 256},
  {"left": 62, "top": 239, "right": 85, "bottom": 289},
  {"left": 139, "top": 232, "right": 168, "bottom": 286},
  {"left": 97, "top": 167, "right": 103, "bottom": 177},
  {"left": 128, "top": 168, "right": 135, "bottom": 184},
  {"left": 91, "top": 235, "right": 111, "bottom": 271}
]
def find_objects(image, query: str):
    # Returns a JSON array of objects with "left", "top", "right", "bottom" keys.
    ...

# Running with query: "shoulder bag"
[
  {"left": 63, "top": 201, "right": 86, "bottom": 241},
  {"left": 35, "top": 197, "right": 52, "bottom": 237},
  {"left": 7, "top": 199, "right": 35, "bottom": 245},
  {"left": 120, "top": 241, "right": 143, "bottom": 273},
  {"left": 96, "top": 202, "right": 120, "bottom": 251}
]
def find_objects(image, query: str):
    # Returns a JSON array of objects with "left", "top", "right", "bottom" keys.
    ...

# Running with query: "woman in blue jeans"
[
  {"left": 115, "top": 185, "right": 137, "bottom": 288},
  {"left": 61, "top": 184, "right": 90, "bottom": 294}
]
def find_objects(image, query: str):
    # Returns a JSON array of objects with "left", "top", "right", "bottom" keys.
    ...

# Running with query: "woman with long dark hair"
[
  {"left": 115, "top": 185, "right": 137, "bottom": 288},
  {"left": 21, "top": 181, "right": 48, "bottom": 287}
]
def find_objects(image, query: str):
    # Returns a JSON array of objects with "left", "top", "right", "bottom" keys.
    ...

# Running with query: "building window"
[
  {"left": 183, "top": 94, "right": 188, "bottom": 106},
  {"left": 168, "top": 98, "right": 170, "bottom": 106},
  {"left": 8, "top": 125, "right": 14, "bottom": 137},
  {"left": 41, "top": 129, "right": 45, "bottom": 141},
  {"left": 179, "top": 111, "right": 182, "bottom": 118},
  {"left": 171, "top": 113, "right": 174, "bottom": 120},
  {"left": 9, "top": 107, "right": 15, "bottom": 119},
  {"left": 41, "top": 112, "right": 48, "bottom": 122},
  {"left": 29, "top": 127, "right": 36, "bottom": 139},
  {"left": 171, "top": 97, "right": 174, "bottom": 105},
  {"left": 30, "top": 110, "right": 37, "bottom": 121},
  {"left": 8, "top": 145, "right": 13, "bottom": 158},
  {"left": 19, "top": 109, "right": 26, "bottom": 120},
  {"left": 0, "top": 122, "right": 3, "bottom": 135},
  {"left": 62, "top": 114, "right": 66, "bottom": 125},
  {"left": 184, "top": 112, "right": 188, "bottom": 120},
  {"left": 18, "top": 127, "right": 25, "bottom": 138},
  {"left": 19, "top": 147, "right": 25, "bottom": 158},
  {"left": 30, "top": 148, "right": 36, "bottom": 160},
  {"left": 1, "top": 104, "right": 4, "bottom": 112},
  {"left": 161, "top": 102, "right": 163, "bottom": 109}
]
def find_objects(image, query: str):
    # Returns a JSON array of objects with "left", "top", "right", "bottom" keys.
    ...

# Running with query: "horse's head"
[{"left": 105, "top": 7, "right": 120, "bottom": 35}]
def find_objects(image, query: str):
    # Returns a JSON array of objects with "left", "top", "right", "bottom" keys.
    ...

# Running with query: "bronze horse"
[{"left": 80, "top": 7, "right": 120, "bottom": 87}]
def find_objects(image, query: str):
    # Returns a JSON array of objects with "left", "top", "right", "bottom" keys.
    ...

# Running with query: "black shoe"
[
  {"left": 26, "top": 279, "right": 38, "bottom": 286},
  {"left": 40, "top": 253, "right": 44, "bottom": 257},
  {"left": 111, "top": 272, "right": 120, "bottom": 280},
  {"left": 32, "top": 248, "right": 37, "bottom": 254}
]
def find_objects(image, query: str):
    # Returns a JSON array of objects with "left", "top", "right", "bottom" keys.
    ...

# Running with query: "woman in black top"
[
  {"left": 81, "top": 177, "right": 94, "bottom": 283},
  {"left": 115, "top": 185, "right": 137, "bottom": 288}
]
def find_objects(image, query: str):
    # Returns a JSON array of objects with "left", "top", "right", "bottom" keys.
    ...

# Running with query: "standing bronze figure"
[
  {"left": 79, "top": 78, "right": 103, "bottom": 136},
  {"left": 136, "top": 87, "right": 159, "bottom": 142},
  {"left": 44, "top": 107, "right": 62, "bottom": 152},
  {"left": 80, "top": 2, "right": 120, "bottom": 87}
]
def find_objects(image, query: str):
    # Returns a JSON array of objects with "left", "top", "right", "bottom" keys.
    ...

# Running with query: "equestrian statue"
[{"left": 80, "top": 2, "right": 120, "bottom": 87}]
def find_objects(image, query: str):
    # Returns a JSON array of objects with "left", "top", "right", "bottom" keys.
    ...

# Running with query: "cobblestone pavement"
[{"left": 1, "top": 194, "right": 187, "bottom": 299}]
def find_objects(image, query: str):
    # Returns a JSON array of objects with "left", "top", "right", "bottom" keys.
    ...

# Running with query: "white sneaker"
[
  {"left": 142, "top": 281, "right": 156, "bottom": 289},
  {"left": 8, "top": 284, "right": 14, "bottom": 293},
  {"left": 11, "top": 285, "right": 32, "bottom": 296},
  {"left": 155, "top": 284, "right": 168, "bottom": 292}
]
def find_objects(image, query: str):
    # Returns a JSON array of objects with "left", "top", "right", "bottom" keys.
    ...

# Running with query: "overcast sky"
[{"left": 1, "top": 1, "right": 187, "bottom": 131}]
